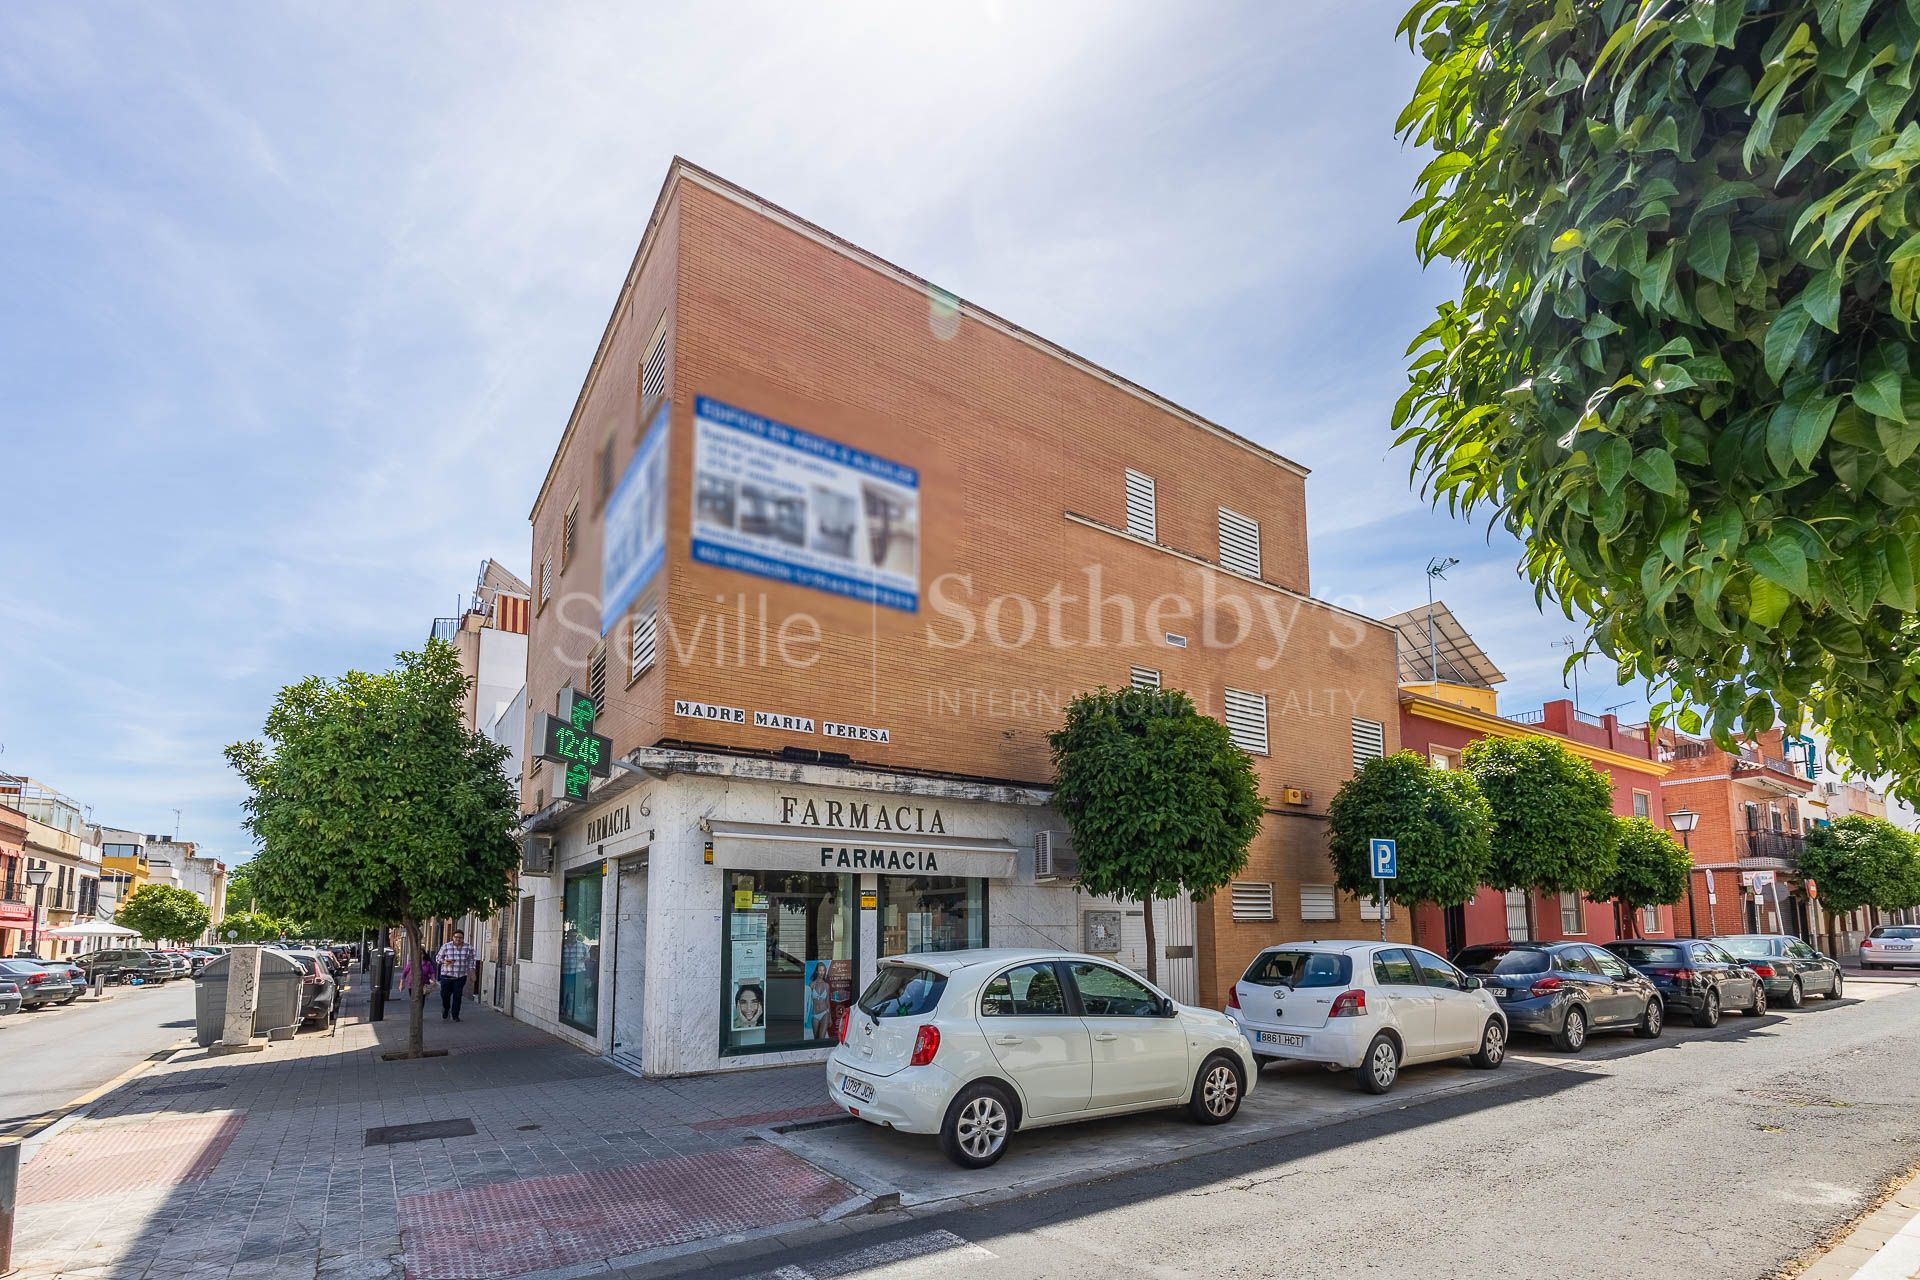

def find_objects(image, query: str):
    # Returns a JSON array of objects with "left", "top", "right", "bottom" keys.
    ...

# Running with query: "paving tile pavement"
[{"left": 9, "top": 978, "right": 840, "bottom": 1280}]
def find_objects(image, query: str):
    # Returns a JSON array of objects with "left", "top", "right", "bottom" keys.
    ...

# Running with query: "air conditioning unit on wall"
[
  {"left": 1034, "top": 830, "right": 1078, "bottom": 883},
  {"left": 522, "top": 835, "right": 554, "bottom": 875}
]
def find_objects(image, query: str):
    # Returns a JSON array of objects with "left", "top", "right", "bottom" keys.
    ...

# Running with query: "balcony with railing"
[
  {"left": 1515, "top": 699, "right": 1657, "bottom": 760},
  {"left": 429, "top": 616, "right": 461, "bottom": 645},
  {"left": 1742, "top": 829, "right": 1806, "bottom": 861}
]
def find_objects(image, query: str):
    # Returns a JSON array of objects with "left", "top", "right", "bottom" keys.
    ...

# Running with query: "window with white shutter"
[
  {"left": 1355, "top": 891, "right": 1393, "bottom": 922},
  {"left": 629, "top": 605, "right": 657, "bottom": 682},
  {"left": 1230, "top": 882, "right": 1274, "bottom": 921},
  {"left": 1124, "top": 469, "right": 1157, "bottom": 540},
  {"left": 1218, "top": 508, "right": 1261, "bottom": 577},
  {"left": 1300, "top": 885, "right": 1337, "bottom": 921},
  {"left": 1351, "top": 717, "right": 1385, "bottom": 770},
  {"left": 1223, "top": 688, "right": 1269, "bottom": 756},
  {"left": 539, "top": 553, "right": 553, "bottom": 609},
  {"left": 562, "top": 498, "right": 579, "bottom": 570},
  {"left": 640, "top": 319, "right": 668, "bottom": 412},
  {"left": 587, "top": 645, "right": 607, "bottom": 715},
  {"left": 1130, "top": 666, "right": 1161, "bottom": 690}
]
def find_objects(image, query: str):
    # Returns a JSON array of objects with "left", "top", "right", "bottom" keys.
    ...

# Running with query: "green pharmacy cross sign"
[{"left": 535, "top": 687, "right": 613, "bottom": 801}]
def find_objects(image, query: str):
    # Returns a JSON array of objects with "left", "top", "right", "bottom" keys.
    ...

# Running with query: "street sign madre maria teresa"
[{"left": 534, "top": 688, "right": 613, "bottom": 801}]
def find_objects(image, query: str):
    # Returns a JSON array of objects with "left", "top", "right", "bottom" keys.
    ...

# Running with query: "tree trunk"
[
  {"left": 1142, "top": 895, "right": 1158, "bottom": 987},
  {"left": 1522, "top": 892, "right": 1536, "bottom": 942},
  {"left": 404, "top": 913, "right": 426, "bottom": 1059}
]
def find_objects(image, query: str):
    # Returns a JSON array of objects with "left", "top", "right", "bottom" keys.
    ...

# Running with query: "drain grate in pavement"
[
  {"left": 142, "top": 1081, "right": 228, "bottom": 1097},
  {"left": 366, "top": 1118, "right": 477, "bottom": 1147}
]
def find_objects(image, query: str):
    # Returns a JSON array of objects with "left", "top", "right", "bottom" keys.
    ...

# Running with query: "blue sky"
[{"left": 0, "top": 2, "right": 1632, "bottom": 865}]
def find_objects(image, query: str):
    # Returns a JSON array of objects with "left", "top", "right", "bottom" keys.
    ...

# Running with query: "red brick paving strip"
[
  {"left": 689, "top": 1103, "right": 844, "bottom": 1132},
  {"left": 19, "top": 1112, "right": 245, "bottom": 1205},
  {"left": 396, "top": 1144, "right": 852, "bottom": 1280}
]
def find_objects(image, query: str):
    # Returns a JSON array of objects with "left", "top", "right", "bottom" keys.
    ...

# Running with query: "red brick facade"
[
  {"left": 1657, "top": 727, "right": 1817, "bottom": 938},
  {"left": 523, "top": 161, "right": 1408, "bottom": 1008}
]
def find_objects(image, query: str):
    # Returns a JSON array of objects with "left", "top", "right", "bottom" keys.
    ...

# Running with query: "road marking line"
[
  {"left": 1847, "top": 1203, "right": 1920, "bottom": 1279},
  {"left": 754, "top": 1229, "right": 993, "bottom": 1279}
]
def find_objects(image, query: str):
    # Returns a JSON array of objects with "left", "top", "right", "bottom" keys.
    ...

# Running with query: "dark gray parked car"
[
  {"left": 1717, "top": 935, "right": 1844, "bottom": 1007},
  {"left": 74, "top": 948, "right": 172, "bottom": 984},
  {"left": 0, "top": 959, "right": 77, "bottom": 1008},
  {"left": 1453, "top": 941, "right": 1663, "bottom": 1051},
  {"left": 1604, "top": 939, "right": 1767, "bottom": 1026}
]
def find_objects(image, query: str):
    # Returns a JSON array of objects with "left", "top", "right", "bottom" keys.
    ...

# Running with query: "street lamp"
[
  {"left": 23, "top": 865, "right": 51, "bottom": 957},
  {"left": 1669, "top": 809, "right": 1700, "bottom": 937},
  {"left": 1424, "top": 557, "right": 1459, "bottom": 683}
]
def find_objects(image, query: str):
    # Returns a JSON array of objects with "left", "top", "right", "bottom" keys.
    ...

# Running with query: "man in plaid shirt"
[{"left": 435, "top": 930, "right": 478, "bottom": 1022}]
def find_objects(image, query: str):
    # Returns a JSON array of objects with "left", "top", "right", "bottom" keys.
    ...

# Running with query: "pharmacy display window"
[
  {"left": 560, "top": 867, "right": 603, "bottom": 1035},
  {"left": 878, "top": 876, "right": 987, "bottom": 956},
  {"left": 720, "top": 870, "right": 856, "bottom": 1056}
]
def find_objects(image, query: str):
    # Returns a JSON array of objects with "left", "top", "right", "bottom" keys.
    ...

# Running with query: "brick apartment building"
[
  {"left": 1656, "top": 726, "right": 1818, "bottom": 939},
  {"left": 1386, "top": 605, "right": 1675, "bottom": 953},
  {"left": 511, "top": 159, "right": 1403, "bottom": 1076},
  {"left": 0, "top": 799, "right": 31, "bottom": 955}
]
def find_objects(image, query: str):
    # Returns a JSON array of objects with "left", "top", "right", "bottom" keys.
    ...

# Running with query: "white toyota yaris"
[{"left": 826, "top": 948, "right": 1256, "bottom": 1168}]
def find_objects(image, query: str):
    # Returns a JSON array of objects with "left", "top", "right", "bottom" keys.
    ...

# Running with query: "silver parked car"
[{"left": 1860, "top": 925, "right": 1920, "bottom": 970}]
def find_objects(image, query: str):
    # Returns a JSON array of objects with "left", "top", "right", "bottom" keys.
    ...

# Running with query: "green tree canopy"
[
  {"left": 225, "top": 638, "right": 521, "bottom": 1056},
  {"left": 1464, "top": 736, "right": 1618, "bottom": 936},
  {"left": 1396, "top": 0, "right": 1920, "bottom": 795},
  {"left": 1049, "top": 687, "right": 1264, "bottom": 984},
  {"left": 116, "top": 884, "right": 211, "bottom": 945},
  {"left": 1799, "top": 814, "right": 1915, "bottom": 913},
  {"left": 1604, "top": 817, "right": 1694, "bottom": 932},
  {"left": 1326, "top": 751, "right": 1494, "bottom": 915},
  {"left": 214, "top": 910, "right": 295, "bottom": 944}
]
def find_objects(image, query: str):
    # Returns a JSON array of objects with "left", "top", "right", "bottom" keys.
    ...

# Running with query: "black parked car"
[
  {"left": 1453, "top": 942, "right": 1663, "bottom": 1051},
  {"left": 1717, "top": 935, "right": 1845, "bottom": 1006},
  {"left": 74, "top": 948, "right": 172, "bottom": 984},
  {"left": 1604, "top": 939, "right": 1766, "bottom": 1026}
]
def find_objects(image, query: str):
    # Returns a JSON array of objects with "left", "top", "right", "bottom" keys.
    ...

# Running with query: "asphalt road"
[
  {"left": 695, "top": 984, "right": 1920, "bottom": 1280},
  {"left": 0, "top": 979, "right": 196, "bottom": 1133}
]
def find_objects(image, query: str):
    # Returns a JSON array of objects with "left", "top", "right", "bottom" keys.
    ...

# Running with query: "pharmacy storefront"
[{"left": 514, "top": 747, "right": 1176, "bottom": 1077}]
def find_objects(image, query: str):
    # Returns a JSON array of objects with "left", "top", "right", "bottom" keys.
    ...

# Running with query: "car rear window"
[
  {"left": 1721, "top": 938, "right": 1774, "bottom": 958},
  {"left": 1243, "top": 951, "right": 1352, "bottom": 988},
  {"left": 858, "top": 964, "right": 947, "bottom": 1018},
  {"left": 1455, "top": 947, "right": 1549, "bottom": 975},
  {"left": 1874, "top": 926, "right": 1920, "bottom": 940},
  {"left": 1610, "top": 943, "right": 1684, "bottom": 966}
]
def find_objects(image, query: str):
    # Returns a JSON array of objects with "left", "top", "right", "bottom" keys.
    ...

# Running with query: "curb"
[{"left": 2, "top": 1039, "right": 191, "bottom": 1160}]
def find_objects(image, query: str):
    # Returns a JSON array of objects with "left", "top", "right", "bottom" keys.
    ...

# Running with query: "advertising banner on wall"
[
  {"left": 600, "top": 401, "right": 670, "bottom": 636},
  {"left": 691, "top": 396, "right": 920, "bottom": 612}
]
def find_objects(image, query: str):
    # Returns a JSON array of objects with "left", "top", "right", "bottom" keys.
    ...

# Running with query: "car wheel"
[
  {"left": 1692, "top": 989, "right": 1721, "bottom": 1028},
  {"left": 60, "top": 995, "right": 78, "bottom": 1005},
  {"left": 1786, "top": 978, "right": 1804, "bottom": 1009},
  {"left": 1469, "top": 1019, "right": 1507, "bottom": 1068},
  {"left": 1187, "top": 1054, "right": 1244, "bottom": 1124},
  {"left": 1553, "top": 1005, "right": 1588, "bottom": 1053},
  {"left": 1635, "top": 999, "right": 1664, "bottom": 1039},
  {"left": 1746, "top": 984, "right": 1768, "bottom": 1017},
  {"left": 1826, "top": 973, "right": 1844, "bottom": 1000},
  {"left": 1355, "top": 1034, "right": 1400, "bottom": 1094},
  {"left": 939, "top": 1082, "right": 1014, "bottom": 1169}
]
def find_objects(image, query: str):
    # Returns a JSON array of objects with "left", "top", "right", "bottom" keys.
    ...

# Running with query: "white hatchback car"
[
  {"left": 826, "top": 948, "right": 1256, "bottom": 1168},
  {"left": 1226, "top": 940, "right": 1508, "bottom": 1093}
]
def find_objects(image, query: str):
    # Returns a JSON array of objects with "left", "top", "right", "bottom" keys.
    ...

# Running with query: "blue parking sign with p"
[{"left": 1370, "top": 838, "right": 1398, "bottom": 879}]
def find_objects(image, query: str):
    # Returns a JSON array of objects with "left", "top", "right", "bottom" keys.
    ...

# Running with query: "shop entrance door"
[{"left": 611, "top": 857, "right": 647, "bottom": 1077}]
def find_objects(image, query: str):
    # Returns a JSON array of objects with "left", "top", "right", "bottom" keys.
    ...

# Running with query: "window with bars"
[
  {"left": 1223, "top": 688, "right": 1269, "bottom": 756},
  {"left": 1560, "top": 892, "right": 1585, "bottom": 934},
  {"left": 1130, "top": 666, "right": 1161, "bottom": 690},
  {"left": 1230, "top": 882, "right": 1274, "bottom": 921},
  {"left": 539, "top": 553, "right": 553, "bottom": 609},
  {"left": 1641, "top": 903, "right": 1660, "bottom": 934},
  {"left": 1632, "top": 790, "right": 1651, "bottom": 819},
  {"left": 517, "top": 896, "right": 536, "bottom": 962},
  {"left": 629, "top": 605, "right": 657, "bottom": 682},
  {"left": 1218, "top": 508, "right": 1261, "bottom": 577},
  {"left": 1351, "top": 718, "right": 1385, "bottom": 769},
  {"left": 562, "top": 498, "right": 579, "bottom": 571},
  {"left": 640, "top": 320, "right": 668, "bottom": 413},
  {"left": 1124, "top": 469, "right": 1156, "bottom": 541},
  {"left": 587, "top": 645, "right": 607, "bottom": 715},
  {"left": 1299, "top": 884, "right": 1337, "bottom": 921}
]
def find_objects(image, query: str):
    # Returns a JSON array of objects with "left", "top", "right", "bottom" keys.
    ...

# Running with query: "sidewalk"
[{"left": 9, "top": 982, "right": 856, "bottom": 1280}]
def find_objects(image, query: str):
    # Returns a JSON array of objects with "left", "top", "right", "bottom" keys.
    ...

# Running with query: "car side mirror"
[
  {"left": 1463, "top": 975, "right": 1483, "bottom": 991},
  {"left": 1160, "top": 996, "right": 1177, "bottom": 1017}
]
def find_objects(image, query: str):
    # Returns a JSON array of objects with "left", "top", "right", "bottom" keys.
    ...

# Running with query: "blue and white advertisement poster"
[
  {"left": 690, "top": 396, "right": 920, "bottom": 612},
  {"left": 600, "top": 401, "right": 670, "bottom": 636}
]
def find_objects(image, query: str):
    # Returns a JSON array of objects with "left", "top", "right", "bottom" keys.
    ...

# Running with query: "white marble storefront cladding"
[{"left": 509, "top": 749, "right": 1188, "bottom": 1077}]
